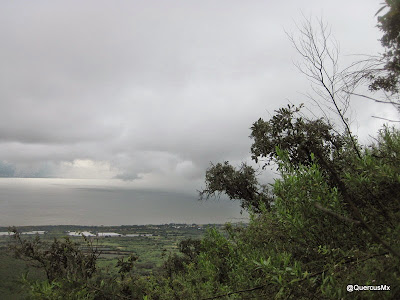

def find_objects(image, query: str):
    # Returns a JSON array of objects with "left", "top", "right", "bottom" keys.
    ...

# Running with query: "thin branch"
[
  {"left": 313, "top": 203, "right": 361, "bottom": 224},
  {"left": 346, "top": 91, "right": 399, "bottom": 105},
  {"left": 371, "top": 116, "right": 400, "bottom": 122}
]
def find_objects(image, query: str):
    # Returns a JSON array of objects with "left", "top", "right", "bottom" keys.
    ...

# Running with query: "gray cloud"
[{"left": 0, "top": 0, "right": 394, "bottom": 192}]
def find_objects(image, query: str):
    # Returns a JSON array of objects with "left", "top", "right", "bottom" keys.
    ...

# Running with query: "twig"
[
  {"left": 313, "top": 203, "right": 361, "bottom": 224},
  {"left": 346, "top": 91, "right": 399, "bottom": 105},
  {"left": 371, "top": 116, "right": 400, "bottom": 122}
]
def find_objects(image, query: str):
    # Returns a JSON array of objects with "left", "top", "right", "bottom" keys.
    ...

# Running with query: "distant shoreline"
[{"left": 0, "top": 222, "right": 247, "bottom": 233}]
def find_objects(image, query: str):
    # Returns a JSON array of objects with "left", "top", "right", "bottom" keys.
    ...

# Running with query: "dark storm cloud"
[{"left": 0, "top": 0, "right": 391, "bottom": 190}]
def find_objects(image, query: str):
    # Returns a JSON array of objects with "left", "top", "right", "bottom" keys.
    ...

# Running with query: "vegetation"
[
  {"left": 0, "top": 224, "right": 208, "bottom": 299},
  {"left": 371, "top": 0, "right": 400, "bottom": 93},
  {"left": 5, "top": 4, "right": 400, "bottom": 299}
]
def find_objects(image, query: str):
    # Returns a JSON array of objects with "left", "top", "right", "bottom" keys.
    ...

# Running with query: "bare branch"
[
  {"left": 346, "top": 91, "right": 399, "bottom": 105},
  {"left": 371, "top": 116, "right": 400, "bottom": 122},
  {"left": 288, "top": 16, "right": 362, "bottom": 158}
]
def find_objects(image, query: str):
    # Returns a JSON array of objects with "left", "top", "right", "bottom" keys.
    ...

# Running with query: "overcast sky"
[{"left": 0, "top": 0, "right": 395, "bottom": 195}]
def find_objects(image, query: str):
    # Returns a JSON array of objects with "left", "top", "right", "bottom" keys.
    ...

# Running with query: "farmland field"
[{"left": 0, "top": 223, "right": 225, "bottom": 299}]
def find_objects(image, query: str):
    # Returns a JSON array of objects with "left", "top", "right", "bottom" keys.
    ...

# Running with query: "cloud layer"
[{"left": 0, "top": 0, "right": 393, "bottom": 192}]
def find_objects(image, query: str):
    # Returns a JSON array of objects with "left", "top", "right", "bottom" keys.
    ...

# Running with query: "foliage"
[
  {"left": 199, "top": 161, "right": 273, "bottom": 212},
  {"left": 9, "top": 230, "right": 139, "bottom": 299},
  {"left": 10, "top": 228, "right": 100, "bottom": 282},
  {"left": 250, "top": 104, "right": 346, "bottom": 168},
  {"left": 200, "top": 104, "right": 350, "bottom": 212},
  {"left": 370, "top": 0, "right": 400, "bottom": 93}
]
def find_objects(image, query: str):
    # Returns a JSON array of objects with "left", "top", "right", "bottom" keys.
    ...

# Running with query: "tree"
[
  {"left": 200, "top": 17, "right": 358, "bottom": 212},
  {"left": 199, "top": 161, "right": 273, "bottom": 212},
  {"left": 370, "top": 0, "right": 400, "bottom": 94},
  {"left": 250, "top": 104, "right": 346, "bottom": 169},
  {"left": 345, "top": 1, "right": 400, "bottom": 118}
]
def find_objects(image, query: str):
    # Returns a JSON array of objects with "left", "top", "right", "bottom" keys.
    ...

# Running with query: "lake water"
[{"left": 0, "top": 178, "right": 246, "bottom": 226}]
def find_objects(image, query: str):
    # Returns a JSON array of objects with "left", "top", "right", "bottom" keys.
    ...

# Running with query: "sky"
[{"left": 0, "top": 1, "right": 397, "bottom": 225}]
